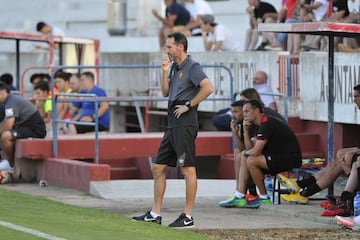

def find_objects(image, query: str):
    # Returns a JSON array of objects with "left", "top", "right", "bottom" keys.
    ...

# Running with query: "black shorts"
[
  {"left": 74, "top": 122, "right": 108, "bottom": 134},
  {"left": 154, "top": 126, "right": 198, "bottom": 167},
  {"left": 11, "top": 112, "right": 46, "bottom": 139},
  {"left": 263, "top": 152, "right": 302, "bottom": 175}
]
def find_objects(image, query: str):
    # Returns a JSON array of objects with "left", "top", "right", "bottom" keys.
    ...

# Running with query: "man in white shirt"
[
  {"left": 201, "top": 14, "right": 242, "bottom": 52},
  {"left": 182, "top": 0, "right": 213, "bottom": 36}
]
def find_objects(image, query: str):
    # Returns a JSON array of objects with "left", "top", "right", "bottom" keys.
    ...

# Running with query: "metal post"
[
  {"left": 15, "top": 39, "right": 20, "bottom": 89},
  {"left": 327, "top": 35, "right": 335, "bottom": 196}
]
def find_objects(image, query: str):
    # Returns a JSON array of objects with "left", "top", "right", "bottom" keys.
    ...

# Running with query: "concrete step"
[{"left": 89, "top": 179, "right": 235, "bottom": 200}]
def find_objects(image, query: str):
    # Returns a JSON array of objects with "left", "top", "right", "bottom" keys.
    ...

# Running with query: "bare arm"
[
  {"left": 231, "top": 121, "right": 245, "bottom": 151},
  {"left": 189, "top": 78, "right": 214, "bottom": 107},
  {"left": 243, "top": 138, "right": 267, "bottom": 157},
  {"left": 0, "top": 118, "right": 14, "bottom": 134},
  {"left": 161, "top": 55, "right": 171, "bottom": 97}
]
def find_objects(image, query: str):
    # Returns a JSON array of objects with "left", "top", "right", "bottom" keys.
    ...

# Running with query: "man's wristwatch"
[{"left": 185, "top": 100, "right": 191, "bottom": 108}]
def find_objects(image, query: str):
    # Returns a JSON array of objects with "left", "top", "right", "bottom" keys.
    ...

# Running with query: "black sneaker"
[
  {"left": 168, "top": 213, "right": 194, "bottom": 228},
  {"left": 132, "top": 211, "right": 162, "bottom": 225}
]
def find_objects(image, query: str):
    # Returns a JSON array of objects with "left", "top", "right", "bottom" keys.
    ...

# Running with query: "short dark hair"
[
  {"left": 54, "top": 71, "right": 71, "bottom": 81},
  {"left": 34, "top": 79, "right": 50, "bottom": 92},
  {"left": 354, "top": 84, "right": 360, "bottom": 91},
  {"left": 0, "top": 73, "right": 13, "bottom": 86},
  {"left": 80, "top": 71, "right": 95, "bottom": 81},
  {"left": 231, "top": 100, "right": 247, "bottom": 107},
  {"left": 245, "top": 99, "right": 264, "bottom": 113},
  {"left": 36, "top": 21, "right": 47, "bottom": 32},
  {"left": 167, "top": 32, "right": 188, "bottom": 52},
  {"left": 0, "top": 82, "right": 10, "bottom": 93}
]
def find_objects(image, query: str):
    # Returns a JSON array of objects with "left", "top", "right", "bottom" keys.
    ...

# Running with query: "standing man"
[
  {"left": 152, "top": 0, "right": 191, "bottom": 49},
  {"left": 236, "top": 99, "right": 302, "bottom": 208},
  {"left": 132, "top": 32, "right": 214, "bottom": 228},
  {"left": 0, "top": 82, "right": 46, "bottom": 174}
]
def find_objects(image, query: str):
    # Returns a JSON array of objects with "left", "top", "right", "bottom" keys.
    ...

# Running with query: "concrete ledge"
[{"left": 42, "top": 158, "right": 110, "bottom": 192}]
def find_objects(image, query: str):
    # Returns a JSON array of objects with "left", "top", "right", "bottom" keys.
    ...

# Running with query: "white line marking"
[{"left": 0, "top": 220, "right": 67, "bottom": 240}]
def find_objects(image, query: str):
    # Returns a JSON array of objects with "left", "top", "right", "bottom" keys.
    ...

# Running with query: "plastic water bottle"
[
  {"left": 354, "top": 191, "right": 360, "bottom": 217},
  {"left": 264, "top": 175, "right": 273, "bottom": 204}
]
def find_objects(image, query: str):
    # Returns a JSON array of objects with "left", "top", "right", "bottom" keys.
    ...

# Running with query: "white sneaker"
[{"left": 0, "top": 160, "right": 15, "bottom": 174}]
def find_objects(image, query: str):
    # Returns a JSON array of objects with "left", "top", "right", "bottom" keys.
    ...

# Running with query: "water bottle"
[
  {"left": 354, "top": 191, "right": 360, "bottom": 217},
  {"left": 264, "top": 175, "right": 273, "bottom": 204}
]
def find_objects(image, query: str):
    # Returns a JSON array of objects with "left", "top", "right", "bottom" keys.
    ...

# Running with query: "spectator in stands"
[
  {"left": 279, "top": 84, "right": 360, "bottom": 204},
  {"left": 0, "top": 82, "right": 46, "bottom": 175},
  {"left": 201, "top": 14, "right": 242, "bottom": 52},
  {"left": 245, "top": 0, "right": 282, "bottom": 51},
  {"left": 252, "top": 71, "right": 277, "bottom": 111},
  {"left": 36, "top": 21, "right": 64, "bottom": 36},
  {"left": 181, "top": 0, "right": 213, "bottom": 37},
  {"left": 35, "top": 21, "right": 65, "bottom": 50},
  {"left": 69, "top": 73, "right": 81, "bottom": 93},
  {"left": 54, "top": 71, "right": 72, "bottom": 120},
  {"left": 337, "top": 0, "right": 360, "bottom": 52},
  {"left": 335, "top": 157, "right": 360, "bottom": 226},
  {"left": 132, "top": 32, "right": 214, "bottom": 228},
  {"left": 29, "top": 73, "right": 51, "bottom": 86},
  {"left": 63, "top": 71, "right": 110, "bottom": 134},
  {"left": 230, "top": 99, "right": 301, "bottom": 208},
  {"left": 277, "top": 0, "right": 303, "bottom": 54},
  {"left": 152, "top": 0, "right": 191, "bottom": 49},
  {"left": 34, "top": 80, "right": 52, "bottom": 128},
  {"left": 300, "top": 0, "right": 329, "bottom": 51},
  {"left": 0, "top": 73, "right": 17, "bottom": 91},
  {"left": 68, "top": 73, "right": 81, "bottom": 118}
]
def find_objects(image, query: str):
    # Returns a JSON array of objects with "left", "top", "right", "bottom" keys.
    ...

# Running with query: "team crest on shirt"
[
  {"left": 179, "top": 71, "right": 183, "bottom": 79},
  {"left": 5, "top": 108, "right": 14, "bottom": 117}
]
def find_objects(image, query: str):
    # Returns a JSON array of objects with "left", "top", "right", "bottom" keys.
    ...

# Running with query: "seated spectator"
[
  {"left": 0, "top": 82, "right": 46, "bottom": 175},
  {"left": 68, "top": 73, "right": 81, "bottom": 118},
  {"left": 228, "top": 99, "right": 301, "bottom": 208},
  {"left": 252, "top": 71, "right": 278, "bottom": 111},
  {"left": 69, "top": 73, "right": 81, "bottom": 93},
  {"left": 54, "top": 71, "right": 72, "bottom": 120},
  {"left": 64, "top": 71, "right": 110, "bottom": 134},
  {"left": 277, "top": 0, "right": 304, "bottom": 54},
  {"left": 201, "top": 14, "right": 242, "bottom": 52},
  {"left": 34, "top": 80, "right": 52, "bottom": 129},
  {"left": 152, "top": 0, "right": 191, "bottom": 49},
  {"left": 337, "top": 0, "right": 360, "bottom": 52},
  {"left": 246, "top": 0, "right": 282, "bottom": 51},
  {"left": 300, "top": 0, "right": 329, "bottom": 51},
  {"left": 279, "top": 84, "right": 360, "bottom": 204},
  {"left": 0, "top": 73, "right": 17, "bottom": 91},
  {"left": 181, "top": 0, "right": 213, "bottom": 37}
]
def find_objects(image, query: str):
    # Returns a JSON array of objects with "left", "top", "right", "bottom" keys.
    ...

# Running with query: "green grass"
[{"left": 0, "top": 188, "right": 211, "bottom": 240}]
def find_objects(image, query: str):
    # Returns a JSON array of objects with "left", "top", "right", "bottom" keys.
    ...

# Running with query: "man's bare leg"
[
  {"left": 182, "top": 166, "right": 197, "bottom": 215},
  {"left": 151, "top": 163, "right": 167, "bottom": 214}
]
